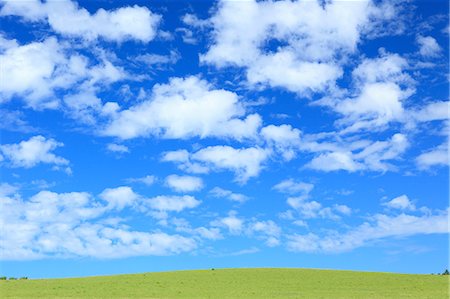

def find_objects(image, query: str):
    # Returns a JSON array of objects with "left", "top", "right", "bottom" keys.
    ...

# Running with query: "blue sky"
[{"left": 0, "top": 0, "right": 448, "bottom": 278}]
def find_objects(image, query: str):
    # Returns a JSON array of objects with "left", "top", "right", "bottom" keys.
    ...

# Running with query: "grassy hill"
[{"left": 1, "top": 268, "right": 448, "bottom": 298}]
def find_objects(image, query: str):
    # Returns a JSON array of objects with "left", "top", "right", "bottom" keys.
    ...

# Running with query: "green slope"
[{"left": 1, "top": 268, "right": 448, "bottom": 298}]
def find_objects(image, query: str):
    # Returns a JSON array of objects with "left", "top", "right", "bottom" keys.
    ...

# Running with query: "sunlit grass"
[{"left": 1, "top": 268, "right": 448, "bottom": 298}]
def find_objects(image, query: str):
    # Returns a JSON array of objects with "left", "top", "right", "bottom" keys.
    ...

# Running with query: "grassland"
[{"left": 1, "top": 268, "right": 448, "bottom": 298}]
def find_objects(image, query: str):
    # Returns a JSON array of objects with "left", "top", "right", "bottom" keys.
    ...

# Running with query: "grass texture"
[{"left": 1, "top": 268, "right": 448, "bottom": 298}]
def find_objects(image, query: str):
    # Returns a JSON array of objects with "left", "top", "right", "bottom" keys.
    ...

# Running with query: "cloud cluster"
[
  {"left": 287, "top": 210, "right": 448, "bottom": 253},
  {"left": 209, "top": 187, "right": 249, "bottom": 203},
  {"left": 304, "top": 133, "right": 409, "bottom": 172},
  {"left": 0, "top": 135, "right": 69, "bottom": 169},
  {"left": 274, "top": 180, "right": 351, "bottom": 222},
  {"left": 165, "top": 175, "right": 204, "bottom": 193},
  {"left": 103, "top": 76, "right": 262, "bottom": 140},
  {"left": 1, "top": 0, "right": 161, "bottom": 42},
  {"left": 210, "top": 211, "right": 281, "bottom": 247},
  {"left": 0, "top": 36, "right": 125, "bottom": 111},
  {"left": 0, "top": 188, "right": 197, "bottom": 260},
  {"left": 162, "top": 145, "right": 269, "bottom": 183},
  {"left": 200, "top": 0, "right": 396, "bottom": 94}
]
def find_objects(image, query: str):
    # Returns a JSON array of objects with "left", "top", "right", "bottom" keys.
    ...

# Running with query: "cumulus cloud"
[
  {"left": 0, "top": 36, "right": 125, "bottom": 110},
  {"left": 0, "top": 135, "right": 69, "bottom": 168},
  {"left": 126, "top": 175, "right": 156, "bottom": 186},
  {"left": 306, "top": 133, "right": 409, "bottom": 173},
  {"left": 0, "top": 183, "right": 18, "bottom": 197},
  {"left": 351, "top": 53, "right": 409, "bottom": 84},
  {"left": 410, "top": 101, "right": 449, "bottom": 123},
  {"left": 163, "top": 145, "right": 269, "bottom": 183},
  {"left": 272, "top": 179, "right": 313, "bottom": 195},
  {"left": 171, "top": 218, "right": 223, "bottom": 241},
  {"left": 136, "top": 50, "right": 180, "bottom": 67},
  {"left": 416, "top": 35, "right": 441, "bottom": 57},
  {"left": 211, "top": 211, "right": 244, "bottom": 235},
  {"left": 383, "top": 195, "right": 415, "bottom": 211},
  {"left": 336, "top": 83, "right": 407, "bottom": 133},
  {"left": 106, "top": 143, "right": 129, "bottom": 153},
  {"left": 246, "top": 51, "right": 343, "bottom": 94},
  {"left": 1, "top": 37, "right": 66, "bottom": 108},
  {"left": 99, "top": 186, "right": 140, "bottom": 210},
  {"left": 287, "top": 210, "right": 449, "bottom": 253},
  {"left": 1, "top": 0, "right": 161, "bottom": 42},
  {"left": 307, "top": 151, "right": 363, "bottom": 172},
  {"left": 209, "top": 187, "right": 249, "bottom": 203},
  {"left": 144, "top": 195, "right": 201, "bottom": 213},
  {"left": 286, "top": 197, "right": 351, "bottom": 221},
  {"left": 165, "top": 175, "right": 204, "bottom": 192},
  {"left": 103, "top": 76, "right": 261, "bottom": 140},
  {"left": 416, "top": 143, "right": 448, "bottom": 170},
  {"left": 201, "top": 0, "right": 397, "bottom": 94},
  {"left": 209, "top": 212, "right": 282, "bottom": 247},
  {"left": 248, "top": 220, "right": 281, "bottom": 247},
  {"left": 326, "top": 53, "right": 414, "bottom": 134},
  {"left": 274, "top": 178, "right": 351, "bottom": 221},
  {"left": 261, "top": 124, "right": 301, "bottom": 160},
  {"left": 0, "top": 187, "right": 198, "bottom": 260}
]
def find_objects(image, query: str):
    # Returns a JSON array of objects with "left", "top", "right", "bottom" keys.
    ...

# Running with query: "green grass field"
[{"left": 1, "top": 268, "right": 448, "bottom": 298}]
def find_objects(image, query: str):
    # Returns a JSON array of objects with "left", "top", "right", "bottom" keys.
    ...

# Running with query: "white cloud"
[
  {"left": 99, "top": 186, "right": 139, "bottom": 210},
  {"left": 163, "top": 146, "right": 269, "bottom": 183},
  {"left": 316, "top": 53, "right": 414, "bottom": 134},
  {"left": 0, "top": 37, "right": 65, "bottom": 108},
  {"left": 210, "top": 213, "right": 282, "bottom": 247},
  {"left": 287, "top": 198, "right": 321, "bottom": 217},
  {"left": 0, "top": 36, "right": 125, "bottom": 110},
  {"left": 248, "top": 220, "right": 281, "bottom": 247},
  {"left": 182, "top": 13, "right": 210, "bottom": 29},
  {"left": 176, "top": 28, "right": 197, "bottom": 45},
  {"left": 274, "top": 179, "right": 351, "bottom": 221},
  {"left": 161, "top": 149, "right": 210, "bottom": 174},
  {"left": 1, "top": 0, "right": 161, "bottom": 43},
  {"left": 416, "top": 143, "right": 448, "bottom": 170},
  {"left": 227, "top": 247, "right": 260, "bottom": 256},
  {"left": 383, "top": 195, "right": 415, "bottom": 211},
  {"left": 333, "top": 204, "right": 352, "bottom": 216},
  {"left": 411, "top": 101, "right": 449, "bottom": 122},
  {"left": 206, "top": 146, "right": 263, "bottom": 179},
  {"left": 416, "top": 35, "right": 441, "bottom": 57},
  {"left": 0, "top": 183, "right": 18, "bottom": 197},
  {"left": 103, "top": 76, "right": 261, "bottom": 141},
  {"left": 352, "top": 53, "right": 409, "bottom": 84},
  {"left": 335, "top": 82, "right": 408, "bottom": 133},
  {"left": 0, "top": 188, "right": 197, "bottom": 260},
  {"left": 126, "top": 175, "right": 156, "bottom": 186},
  {"left": 194, "top": 227, "right": 222, "bottom": 240},
  {"left": 171, "top": 218, "right": 223, "bottom": 240},
  {"left": 246, "top": 51, "right": 342, "bottom": 94},
  {"left": 209, "top": 187, "right": 249, "bottom": 203},
  {"left": 193, "top": 146, "right": 269, "bottom": 183},
  {"left": 136, "top": 50, "right": 180, "bottom": 67},
  {"left": 211, "top": 211, "right": 244, "bottom": 235},
  {"left": 287, "top": 210, "right": 449, "bottom": 253},
  {"left": 261, "top": 124, "right": 301, "bottom": 160},
  {"left": 165, "top": 175, "right": 204, "bottom": 193},
  {"left": 201, "top": 0, "right": 396, "bottom": 94},
  {"left": 306, "top": 133, "right": 409, "bottom": 173},
  {"left": 106, "top": 143, "right": 129, "bottom": 153},
  {"left": 0, "top": 135, "right": 69, "bottom": 168},
  {"left": 144, "top": 195, "right": 201, "bottom": 213},
  {"left": 307, "top": 151, "right": 362, "bottom": 172},
  {"left": 273, "top": 179, "right": 313, "bottom": 195},
  {"left": 286, "top": 197, "right": 351, "bottom": 221}
]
